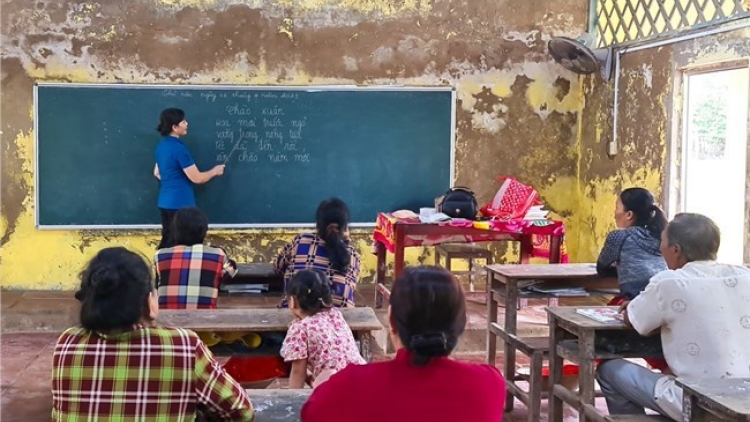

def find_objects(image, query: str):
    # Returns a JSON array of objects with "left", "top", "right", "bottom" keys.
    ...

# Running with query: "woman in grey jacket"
[{"left": 597, "top": 187, "right": 668, "bottom": 301}]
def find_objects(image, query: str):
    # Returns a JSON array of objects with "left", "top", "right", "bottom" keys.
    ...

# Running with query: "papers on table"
[
  {"left": 419, "top": 212, "right": 452, "bottom": 223},
  {"left": 221, "top": 284, "right": 269, "bottom": 294},
  {"left": 576, "top": 307, "right": 623, "bottom": 323},
  {"left": 524, "top": 205, "right": 549, "bottom": 220},
  {"left": 526, "top": 286, "right": 590, "bottom": 297}
]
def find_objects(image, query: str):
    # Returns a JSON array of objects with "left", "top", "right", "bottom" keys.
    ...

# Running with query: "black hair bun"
[
  {"left": 409, "top": 332, "right": 449, "bottom": 356},
  {"left": 88, "top": 265, "right": 121, "bottom": 298}
]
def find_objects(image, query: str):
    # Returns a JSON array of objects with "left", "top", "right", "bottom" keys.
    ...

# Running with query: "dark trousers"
[{"left": 158, "top": 208, "right": 178, "bottom": 249}]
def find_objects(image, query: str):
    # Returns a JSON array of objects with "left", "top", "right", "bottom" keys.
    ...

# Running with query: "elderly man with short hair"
[{"left": 596, "top": 213, "right": 750, "bottom": 421}]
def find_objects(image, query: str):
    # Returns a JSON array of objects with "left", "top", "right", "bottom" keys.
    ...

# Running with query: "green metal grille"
[{"left": 593, "top": 0, "right": 750, "bottom": 46}]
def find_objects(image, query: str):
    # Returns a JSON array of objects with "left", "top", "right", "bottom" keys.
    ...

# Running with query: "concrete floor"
[{"left": 1, "top": 285, "right": 610, "bottom": 421}]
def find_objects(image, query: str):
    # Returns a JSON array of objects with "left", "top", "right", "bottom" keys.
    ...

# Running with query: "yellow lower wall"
[{"left": 2, "top": 0, "right": 592, "bottom": 289}]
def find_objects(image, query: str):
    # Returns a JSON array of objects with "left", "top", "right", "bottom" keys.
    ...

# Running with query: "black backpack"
[{"left": 439, "top": 187, "right": 478, "bottom": 219}]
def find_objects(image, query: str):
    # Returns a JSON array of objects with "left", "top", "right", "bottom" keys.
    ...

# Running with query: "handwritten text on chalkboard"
[{"left": 169, "top": 90, "right": 311, "bottom": 166}]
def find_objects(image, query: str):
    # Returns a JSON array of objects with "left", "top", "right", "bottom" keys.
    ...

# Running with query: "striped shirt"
[
  {"left": 52, "top": 324, "right": 254, "bottom": 421},
  {"left": 155, "top": 244, "right": 238, "bottom": 309},
  {"left": 274, "top": 233, "right": 361, "bottom": 308}
]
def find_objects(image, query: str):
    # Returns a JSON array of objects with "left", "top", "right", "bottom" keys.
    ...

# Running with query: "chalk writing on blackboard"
[
  {"left": 262, "top": 107, "right": 285, "bottom": 116},
  {"left": 263, "top": 118, "right": 283, "bottom": 128},
  {"left": 203, "top": 99, "right": 311, "bottom": 166},
  {"left": 226, "top": 104, "right": 253, "bottom": 115},
  {"left": 200, "top": 92, "right": 217, "bottom": 102}
]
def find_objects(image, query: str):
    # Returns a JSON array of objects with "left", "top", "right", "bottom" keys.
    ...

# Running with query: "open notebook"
[{"left": 576, "top": 307, "right": 623, "bottom": 323}]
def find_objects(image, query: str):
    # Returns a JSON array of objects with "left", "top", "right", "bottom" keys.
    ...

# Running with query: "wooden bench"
[
  {"left": 488, "top": 326, "right": 549, "bottom": 420},
  {"left": 487, "top": 264, "right": 619, "bottom": 422},
  {"left": 581, "top": 403, "right": 672, "bottom": 422},
  {"left": 677, "top": 377, "right": 750, "bottom": 422},
  {"left": 435, "top": 243, "right": 493, "bottom": 292},
  {"left": 246, "top": 389, "right": 312, "bottom": 422},
  {"left": 157, "top": 307, "right": 382, "bottom": 361}
]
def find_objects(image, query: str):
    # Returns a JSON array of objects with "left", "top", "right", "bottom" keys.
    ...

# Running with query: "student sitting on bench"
[
  {"left": 280, "top": 270, "right": 365, "bottom": 389},
  {"left": 597, "top": 187, "right": 668, "bottom": 303},
  {"left": 275, "top": 197, "right": 361, "bottom": 308},
  {"left": 598, "top": 213, "right": 750, "bottom": 421},
  {"left": 301, "top": 266, "right": 506, "bottom": 422},
  {"left": 52, "top": 247, "right": 253, "bottom": 421},
  {"left": 155, "top": 207, "right": 238, "bottom": 309}
]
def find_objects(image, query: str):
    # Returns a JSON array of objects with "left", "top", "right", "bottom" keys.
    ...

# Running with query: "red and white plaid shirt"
[
  {"left": 52, "top": 324, "right": 254, "bottom": 421},
  {"left": 155, "top": 244, "right": 238, "bottom": 309}
]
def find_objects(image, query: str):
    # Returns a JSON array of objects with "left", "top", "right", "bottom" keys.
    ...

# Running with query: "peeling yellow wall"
[
  {"left": 576, "top": 27, "right": 750, "bottom": 262},
  {"left": 1, "top": 0, "right": 588, "bottom": 290}
]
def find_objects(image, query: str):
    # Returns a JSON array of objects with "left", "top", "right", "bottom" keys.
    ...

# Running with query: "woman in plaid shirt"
[
  {"left": 275, "top": 197, "right": 361, "bottom": 308},
  {"left": 52, "top": 247, "right": 254, "bottom": 421},
  {"left": 155, "top": 207, "right": 238, "bottom": 310}
]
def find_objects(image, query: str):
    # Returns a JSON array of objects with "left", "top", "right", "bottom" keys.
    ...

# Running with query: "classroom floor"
[{"left": 1, "top": 285, "right": 610, "bottom": 421}]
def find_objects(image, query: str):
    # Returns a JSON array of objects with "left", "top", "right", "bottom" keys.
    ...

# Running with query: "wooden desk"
[
  {"left": 246, "top": 389, "right": 312, "bottom": 422},
  {"left": 373, "top": 213, "right": 565, "bottom": 307},
  {"left": 546, "top": 306, "right": 663, "bottom": 422},
  {"left": 677, "top": 378, "right": 750, "bottom": 422},
  {"left": 221, "top": 263, "right": 284, "bottom": 294},
  {"left": 486, "top": 264, "right": 618, "bottom": 418},
  {"left": 158, "top": 307, "right": 382, "bottom": 361}
]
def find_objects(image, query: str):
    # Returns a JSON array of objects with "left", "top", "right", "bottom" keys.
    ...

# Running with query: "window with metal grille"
[{"left": 592, "top": 0, "right": 750, "bottom": 47}]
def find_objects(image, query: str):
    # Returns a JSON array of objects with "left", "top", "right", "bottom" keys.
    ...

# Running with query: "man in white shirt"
[{"left": 596, "top": 213, "right": 750, "bottom": 421}]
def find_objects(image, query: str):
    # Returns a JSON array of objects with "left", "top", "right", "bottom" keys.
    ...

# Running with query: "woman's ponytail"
[{"left": 315, "top": 198, "right": 352, "bottom": 274}]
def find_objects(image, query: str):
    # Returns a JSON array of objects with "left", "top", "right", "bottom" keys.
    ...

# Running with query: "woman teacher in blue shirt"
[{"left": 153, "top": 108, "right": 225, "bottom": 249}]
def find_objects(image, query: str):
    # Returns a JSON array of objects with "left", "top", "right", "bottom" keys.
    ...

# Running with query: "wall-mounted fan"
[{"left": 548, "top": 35, "right": 613, "bottom": 80}]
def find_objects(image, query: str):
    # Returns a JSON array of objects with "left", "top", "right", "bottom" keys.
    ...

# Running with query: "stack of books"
[{"left": 523, "top": 205, "right": 549, "bottom": 220}]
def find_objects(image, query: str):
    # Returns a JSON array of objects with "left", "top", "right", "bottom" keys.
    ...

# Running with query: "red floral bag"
[{"left": 480, "top": 176, "right": 539, "bottom": 220}]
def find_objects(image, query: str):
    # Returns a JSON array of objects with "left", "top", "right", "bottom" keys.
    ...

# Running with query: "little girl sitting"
[{"left": 280, "top": 270, "right": 366, "bottom": 388}]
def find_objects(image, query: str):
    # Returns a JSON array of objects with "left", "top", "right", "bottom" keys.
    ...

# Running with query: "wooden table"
[
  {"left": 221, "top": 263, "right": 284, "bottom": 294},
  {"left": 246, "top": 389, "right": 312, "bottom": 422},
  {"left": 486, "top": 263, "right": 618, "bottom": 419},
  {"left": 677, "top": 378, "right": 750, "bottom": 422},
  {"left": 373, "top": 213, "right": 565, "bottom": 307},
  {"left": 546, "top": 306, "right": 664, "bottom": 422},
  {"left": 158, "top": 307, "right": 382, "bottom": 361}
]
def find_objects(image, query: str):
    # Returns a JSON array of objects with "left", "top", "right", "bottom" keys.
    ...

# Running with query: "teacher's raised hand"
[{"left": 212, "top": 164, "right": 226, "bottom": 176}]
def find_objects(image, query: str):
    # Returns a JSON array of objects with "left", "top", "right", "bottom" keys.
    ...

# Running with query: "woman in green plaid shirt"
[{"left": 51, "top": 247, "right": 254, "bottom": 421}]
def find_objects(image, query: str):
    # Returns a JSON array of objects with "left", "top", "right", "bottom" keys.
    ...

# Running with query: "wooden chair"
[{"left": 435, "top": 243, "right": 493, "bottom": 292}]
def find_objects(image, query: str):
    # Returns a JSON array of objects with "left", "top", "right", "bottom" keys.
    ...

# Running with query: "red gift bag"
[{"left": 480, "top": 176, "right": 539, "bottom": 219}]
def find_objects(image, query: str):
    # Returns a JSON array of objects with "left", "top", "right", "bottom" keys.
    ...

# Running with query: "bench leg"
[
  {"left": 528, "top": 352, "right": 544, "bottom": 422},
  {"left": 486, "top": 275, "right": 498, "bottom": 366},
  {"left": 684, "top": 391, "right": 714, "bottom": 422},
  {"left": 358, "top": 332, "right": 372, "bottom": 363},
  {"left": 468, "top": 258, "right": 474, "bottom": 292}
]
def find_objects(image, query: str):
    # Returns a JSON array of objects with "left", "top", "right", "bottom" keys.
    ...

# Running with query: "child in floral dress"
[{"left": 280, "top": 270, "right": 366, "bottom": 388}]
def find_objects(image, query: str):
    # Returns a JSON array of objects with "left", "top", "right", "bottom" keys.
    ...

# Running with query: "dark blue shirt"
[{"left": 155, "top": 136, "right": 196, "bottom": 209}]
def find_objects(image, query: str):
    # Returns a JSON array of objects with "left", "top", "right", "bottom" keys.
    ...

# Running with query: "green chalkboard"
[{"left": 35, "top": 84, "right": 454, "bottom": 228}]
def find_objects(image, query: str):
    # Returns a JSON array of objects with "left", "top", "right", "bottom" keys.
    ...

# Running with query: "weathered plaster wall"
[
  {"left": 576, "top": 27, "right": 750, "bottom": 262},
  {"left": 1, "top": 0, "right": 586, "bottom": 289}
]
